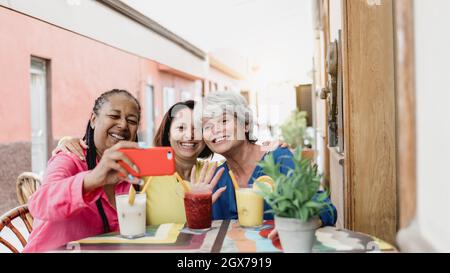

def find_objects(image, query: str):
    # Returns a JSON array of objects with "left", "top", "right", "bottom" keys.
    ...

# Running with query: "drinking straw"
[
  {"left": 175, "top": 172, "right": 190, "bottom": 193},
  {"left": 128, "top": 184, "right": 136, "bottom": 206},
  {"left": 140, "top": 177, "right": 153, "bottom": 194},
  {"left": 228, "top": 170, "right": 240, "bottom": 190}
]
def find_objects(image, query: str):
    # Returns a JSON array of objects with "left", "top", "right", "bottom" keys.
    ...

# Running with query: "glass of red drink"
[{"left": 183, "top": 189, "right": 212, "bottom": 231}]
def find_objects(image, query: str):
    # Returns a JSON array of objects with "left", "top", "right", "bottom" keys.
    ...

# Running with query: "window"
[
  {"left": 241, "top": 90, "right": 250, "bottom": 104},
  {"left": 30, "top": 57, "right": 50, "bottom": 177},
  {"left": 144, "top": 84, "right": 155, "bottom": 145},
  {"left": 181, "top": 90, "right": 192, "bottom": 101},
  {"left": 163, "top": 87, "right": 176, "bottom": 113}
]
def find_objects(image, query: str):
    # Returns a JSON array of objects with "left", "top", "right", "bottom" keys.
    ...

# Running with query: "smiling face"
[
  {"left": 169, "top": 108, "right": 206, "bottom": 161},
  {"left": 90, "top": 93, "right": 140, "bottom": 155},
  {"left": 202, "top": 112, "right": 249, "bottom": 155}
]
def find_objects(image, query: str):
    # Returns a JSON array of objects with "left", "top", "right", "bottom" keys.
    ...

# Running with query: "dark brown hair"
[{"left": 153, "top": 100, "right": 212, "bottom": 159}]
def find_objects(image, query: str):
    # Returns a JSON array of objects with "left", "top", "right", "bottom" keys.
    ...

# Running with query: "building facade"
[{"left": 0, "top": 0, "right": 241, "bottom": 212}]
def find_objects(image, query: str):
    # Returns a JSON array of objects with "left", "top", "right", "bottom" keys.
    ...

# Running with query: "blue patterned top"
[{"left": 212, "top": 147, "right": 337, "bottom": 227}]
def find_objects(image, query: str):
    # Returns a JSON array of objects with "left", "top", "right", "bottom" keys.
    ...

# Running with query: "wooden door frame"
[
  {"left": 311, "top": 0, "right": 331, "bottom": 185},
  {"left": 341, "top": 0, "right": 352, "bottom": 230},
  {"left": 323, "top": 0, "right": 331, "bottom": 189}
]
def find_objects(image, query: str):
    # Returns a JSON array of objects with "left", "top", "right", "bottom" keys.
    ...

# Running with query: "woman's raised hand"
[
  {"left": 83, "top": 141, "right": 141, "bottom": 192},
  {"left": 190, "top": 161, "right": 226, "bottom": 204}
]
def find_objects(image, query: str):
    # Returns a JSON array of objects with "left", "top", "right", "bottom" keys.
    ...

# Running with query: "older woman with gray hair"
[{"left": 201, "top": 91, "right": 337, "bottom": 226}]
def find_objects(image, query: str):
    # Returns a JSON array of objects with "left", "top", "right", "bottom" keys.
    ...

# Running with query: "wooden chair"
[
  {"left": 0, "top": 205, "right": 33, "bottom": 253},
  {"left": 16, "top": 172, "right": 41, "bottom": 205}
]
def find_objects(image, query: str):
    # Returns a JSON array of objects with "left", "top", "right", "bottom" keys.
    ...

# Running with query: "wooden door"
[
  {"left": 342, "top": 0, "right": 397, "bottom": 244},
  {"left": 295, "top": 84, "right": 313, "bottom": 126}
]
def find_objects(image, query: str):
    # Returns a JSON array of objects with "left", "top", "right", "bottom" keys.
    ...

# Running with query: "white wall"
[
  {"left": 207, "top": 66, "right": 241, "bottom": 92},
  {"left": 256, "top": 82, "right": 297, "bottom": 141},
  {"left": 0, "top": 0, "right": 206, "bottom": 78},
  {"left": 414, "top": 0, "right": 450, "bottom": 252},
  {"left": 329, "top": 0, "right": 342, "bottom": 42}
]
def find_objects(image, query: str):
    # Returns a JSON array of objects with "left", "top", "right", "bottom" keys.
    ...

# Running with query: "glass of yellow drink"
[{"left": 235, "top": 188, "right": 264, "bottom": 228}]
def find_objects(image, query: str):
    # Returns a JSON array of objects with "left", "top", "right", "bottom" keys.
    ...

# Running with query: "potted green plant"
[
  {"left": 256, "top": 148, "right": 332, "bottom": 253},
  {"left": 279, "top": 110, "right": 313, "bottom": 149},
  {"left": 279, "top": 110, "right": 315, "bottom": 160}
]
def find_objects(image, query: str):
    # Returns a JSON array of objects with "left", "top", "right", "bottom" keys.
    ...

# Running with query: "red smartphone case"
[{"left": 118, "top": 147, "right": 175, "bottom": 177}]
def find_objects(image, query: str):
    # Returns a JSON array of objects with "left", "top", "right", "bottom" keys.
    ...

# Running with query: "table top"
[{"left": 54, "top": 220, "right": 396, "bottom": 253}]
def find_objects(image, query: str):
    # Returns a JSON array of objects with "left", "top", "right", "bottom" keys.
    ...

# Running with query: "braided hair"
[
  {"left": 83, "top": 89, "right": 141, "bottom": 170},
  {"left": 84, "top": 90, "right": 141, "bottom": 234}
]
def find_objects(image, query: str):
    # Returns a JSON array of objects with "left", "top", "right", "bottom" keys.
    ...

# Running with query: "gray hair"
[{"left": 200, "top": 91, "right": 256, "bottom": 142}]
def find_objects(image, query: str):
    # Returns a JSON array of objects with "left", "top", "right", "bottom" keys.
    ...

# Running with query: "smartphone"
[{"left": 118, "top": 147, "right": 175, "bottom": 177}]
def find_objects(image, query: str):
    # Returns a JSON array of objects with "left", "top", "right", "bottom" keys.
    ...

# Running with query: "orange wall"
[{"left": 0, "top": 7, "right": 198, "bottom": 144}]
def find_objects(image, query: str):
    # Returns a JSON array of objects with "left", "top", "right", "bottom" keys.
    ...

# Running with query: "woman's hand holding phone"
[
  {"left": 117, "top": 147, "right": 175, "bottom": 177},
  {"left": 83, "top": 141, "right": 141, "bottom": 193}
]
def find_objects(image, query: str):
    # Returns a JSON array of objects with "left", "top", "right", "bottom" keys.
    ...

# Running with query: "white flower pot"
[{"left": 275, "top": 215, "right": 321, "bottom": 253}]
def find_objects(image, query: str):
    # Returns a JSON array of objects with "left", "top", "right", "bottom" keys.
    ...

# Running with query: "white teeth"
[
  {"left": 214, "top": 136, "right": 227, "bottom": 143},
  {"left": 111, "top": 133, "right": 125, "bottom": 140},
  {"left": 180, "top": 142, "right": 195, "bottom": 147}
]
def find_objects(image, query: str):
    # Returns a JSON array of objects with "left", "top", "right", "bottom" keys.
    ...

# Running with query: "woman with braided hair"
[{"left": 24, "top": 89, "right": 144, "bottom": 252}]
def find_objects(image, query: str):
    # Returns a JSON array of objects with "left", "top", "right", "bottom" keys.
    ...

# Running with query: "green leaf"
[
  {"left": 293, "top": 189, "right": 304, "bottom": 203},
  {"left": 279, "top": 110, "right": 312, "bottom": 149},
  {"left": 316, "top": 191, "right": 329, "bottom": 202},
  {"left": 305, "top": 201, "right": 323, "bottom": 209},
  {"left": 256, "top": 136, "right": 331, "bottom": 222},
  {"left": 278, "top": 200, "right": 291, "bottom": 213}
]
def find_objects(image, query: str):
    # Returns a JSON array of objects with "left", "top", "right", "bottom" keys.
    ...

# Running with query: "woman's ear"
[{"left": 90, "top": 113, "right": 96, "bottom": 130}]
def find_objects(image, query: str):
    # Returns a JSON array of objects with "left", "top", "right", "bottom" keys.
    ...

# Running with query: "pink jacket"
[{"left": 23, "top": 151, "right": 130, "bottom": 253}]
